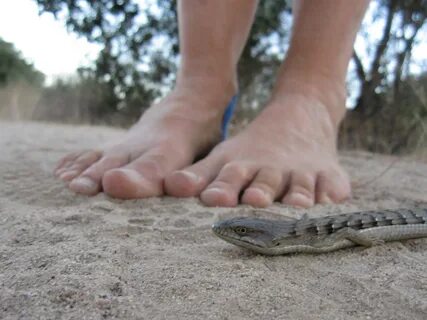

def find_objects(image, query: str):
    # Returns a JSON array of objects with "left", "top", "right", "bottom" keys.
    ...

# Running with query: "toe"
[
  {"left": 165, "top": 154, "right": 224, "bottom": 197},
  {"left": 316, "top": 171, "right": 351, "bottom": 204},
  {"left": 282, "top": 171, "right": 316, "bottom": 208},
  {"left": 54, "top": 151, "right": 85, "bottom": 176},
  {"left": 102, "top": 152, "right": 172, "bottom": 199},
  {"left": 102, "top": 168, "right": 154, "bottom": 199},
  {"left": 241, "top": 167, "right": 285, "bottom": 208},
  {"left": 69, "top": 154, "right": 129, "bottom": 195},
  {"left": 58, "top": 169, "right": 81, "bottom": 181},
  {"left": 200, "top": 162, "right": 256, "bottom": 207},
  {"left": 57, "top": 150, "right": 102, "bottom": 182},
  {"left": 55, "top": 163, "right": 75, "bottom": 177}
]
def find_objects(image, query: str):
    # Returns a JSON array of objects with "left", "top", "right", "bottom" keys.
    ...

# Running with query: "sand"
[{"left": 0, "top": 120, "right": 426, "bottom": 320}]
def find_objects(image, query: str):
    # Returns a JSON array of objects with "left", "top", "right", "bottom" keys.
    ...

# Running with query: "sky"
[
  {"left": 0, "top": 0, "right": 426, "bottom": 85},
  {"left": 0, "top": 0, "right": 101, "bottom": 83}
]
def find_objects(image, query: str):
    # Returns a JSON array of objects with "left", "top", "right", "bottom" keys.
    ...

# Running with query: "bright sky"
[
  {"left": 0, "top": 0, "right": 101, "bottom": 83},
  {"left": 0, "top": 0, "right": 426, "bottom": 85}
]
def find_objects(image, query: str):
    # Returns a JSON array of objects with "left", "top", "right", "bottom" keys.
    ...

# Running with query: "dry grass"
[{"left": 0, "top": 82, "right": 42, "bottom": 121}]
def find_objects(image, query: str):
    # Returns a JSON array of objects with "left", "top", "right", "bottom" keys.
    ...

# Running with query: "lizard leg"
[{"left": 333, "top": 227, "right": 384, "bottom": 247}]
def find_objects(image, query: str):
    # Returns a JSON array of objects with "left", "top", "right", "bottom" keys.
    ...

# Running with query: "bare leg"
[
  {"left": 166, "top": 0, "right": 370, "bottom": 207},
  {"left": 55, "top": 0, "right": 257, "bottom": 198}
]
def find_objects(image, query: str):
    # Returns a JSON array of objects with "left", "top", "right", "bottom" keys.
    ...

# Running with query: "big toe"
[
  {"left": 102, "top": 168, "right": 161, "bottom": 199},
  {"left": 102, "top": 152, "right": 172, "bottom": 199}
]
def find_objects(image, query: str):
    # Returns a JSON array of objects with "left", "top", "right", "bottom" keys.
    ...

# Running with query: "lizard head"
[{"left": 212, "top": 217, "right": 294, "bottom": 254}]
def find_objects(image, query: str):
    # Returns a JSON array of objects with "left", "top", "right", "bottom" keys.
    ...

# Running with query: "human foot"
[
  {"left": 54, "top": 79, "right": 236, "bottom": 198},
  {"left": 165, "top": 82, "right": 351, "bottom": 208}
]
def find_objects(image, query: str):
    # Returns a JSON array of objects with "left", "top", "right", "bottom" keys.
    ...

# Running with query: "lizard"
[{"left": 211, "top": 207, "right": 427, "bottom": 255}]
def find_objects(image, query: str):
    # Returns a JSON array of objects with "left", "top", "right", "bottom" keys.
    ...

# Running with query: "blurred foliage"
[
  {"left": 34, "top": 69, "right": 116, "bottom": 124},
  {"left": 340, "top": 71, "right": 427, "bottom": 154},
  {"left": 341, "top": 0, "right": 427, "bottom": 153},
  {"left": 33, "top": 0, "right": 178, "bottom": 118},
  {"left": 8, "top": 0, "right": 426, "bottom": 153},
  {"left": 34, "top": 0, "right": 291, "bottom": 121},
  {"left": 0, "top": 38, "right": 44, "bottom": 120},
  {"left": 0, "top": 37, "right": 44, "bottom": 87}
]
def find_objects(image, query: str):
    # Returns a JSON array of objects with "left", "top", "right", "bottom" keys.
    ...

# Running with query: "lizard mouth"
[{"left": 211, "top": 226, "right": 267, "bottom": 249}]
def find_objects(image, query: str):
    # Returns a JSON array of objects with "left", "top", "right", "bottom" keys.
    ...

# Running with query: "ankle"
[
  {"left": 145, "top": 72, "right": 238, "bottom": 131},
  {"left": 176, "top": 71, "right": 238, "bottom": 99},
  {"left": 271, "top": 73, "right": 347, "bottom": 128}
]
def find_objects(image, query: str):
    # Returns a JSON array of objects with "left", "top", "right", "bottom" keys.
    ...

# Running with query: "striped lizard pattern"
[{"left": 212, "top": 208, "right": 427, "bottom": 255}]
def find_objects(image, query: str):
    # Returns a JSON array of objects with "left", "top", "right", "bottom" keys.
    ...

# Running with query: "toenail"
[
  {"left": 319, "top": 193, "right": 332, "bottom": 204},
  {"left": 295, "top": 192, "right": 311, "bottom": 199},
  {"left": 179, "top": 171, "right": 200, "bottom": 183},
  {"left": 55, "top": 168, "right": 67, "bottom": 176},
  {"left": 247, "top": 187, "right": 270, "bottom": 200},
  {"left": 71, "top": 176, "right": 97, "bottom": 190},
  {"left": 285, "top": 192, "right": 313, "bottom": 208},
  {"left": 204, "top": 187, "right": 225, "bottom": 195},
  {"left": 59, "top": 170, "right": 78, "bottom": 180}
]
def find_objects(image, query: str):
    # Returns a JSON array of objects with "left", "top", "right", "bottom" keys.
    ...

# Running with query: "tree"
[
  {"left": 351, "top": 0, "right": 427, "bottom": 118},
  {"left": 33, "top": 0, "right": 427, "bottom": 152},
  {"left": 34, "top": 0, "right": 291, "bottom": 121},
  {"left": 34, "top": 69, "right": 119, "bottom": 124},
  {"left": 0, "top": 37, "right": 44, "bottom": 87},
  {"left": 0, "top": 38, "right": 45, "bottom": 120},
  {"left": 341, "top": 0, "right": 427, "bottom": 153}
]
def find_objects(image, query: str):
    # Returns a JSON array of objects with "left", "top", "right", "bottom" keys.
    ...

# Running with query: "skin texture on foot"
[
  {"left": 54, "top": 0, "right": 368, "bottom": 209},
  {"left": 54, "top": 83, "right": 236, "bottom": 199},
  {"left": 165, "top": 90, "right": 351, "bottom": 208},
  {"left": 54, "top": 0, "right": 255, "bottom": 201}
]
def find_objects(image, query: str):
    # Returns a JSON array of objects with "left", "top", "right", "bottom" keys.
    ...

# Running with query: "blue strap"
[{"left": 221, "top": 94, "right": 238, "bottom": 140}]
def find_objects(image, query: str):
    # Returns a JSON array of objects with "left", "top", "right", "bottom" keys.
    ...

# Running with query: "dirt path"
[{"left": 1, "top": 121, "right": 426, "bottom": 319}]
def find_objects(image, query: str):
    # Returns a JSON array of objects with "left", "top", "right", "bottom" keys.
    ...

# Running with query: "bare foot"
[
  {"left": 54, "top": 78, "right": 236, "bottom": 198},
  {"left": 165, "top": 81, "right": 351, "bottom": 208}
]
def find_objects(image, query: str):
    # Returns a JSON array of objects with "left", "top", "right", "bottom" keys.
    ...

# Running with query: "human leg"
[
  {"left": 166, "top": 0, "right": 370, "bottom": 207},
  {"left": 55, "top": 0, "right": 258, "bottom": 198}
]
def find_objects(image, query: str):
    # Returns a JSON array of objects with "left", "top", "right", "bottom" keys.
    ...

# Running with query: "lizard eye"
[{"left": 235, "top": 227, "right": 247, "bottom": 234}]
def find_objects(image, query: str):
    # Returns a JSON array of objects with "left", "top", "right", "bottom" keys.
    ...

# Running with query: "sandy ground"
[{"left": 0, "top": 120, "right": 426, "bottom": 320}]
